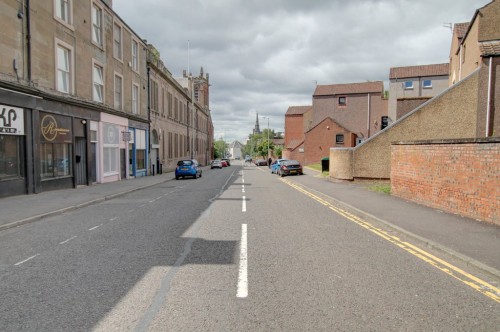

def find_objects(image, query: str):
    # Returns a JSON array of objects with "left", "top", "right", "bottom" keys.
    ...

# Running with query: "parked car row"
[{"left": 175, "top": 157, "right": 302, "bottom": 180}]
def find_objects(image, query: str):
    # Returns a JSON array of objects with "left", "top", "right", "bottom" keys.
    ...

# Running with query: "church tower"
[{"left": 253, "top": 112, "right": 261, "bottom": 135}]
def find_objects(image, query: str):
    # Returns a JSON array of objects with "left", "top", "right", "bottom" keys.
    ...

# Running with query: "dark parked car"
[
  {"left": 255, "top": 159, "right": 267, "bottom": 166},
  {"left": 278, "top": 160, "right": 303, "bottom": 177},
  {"left": 175, "top": 159, "right": 202, "bottom": 179},
  {"left": 271, "top": 159, "right": 287, "bottom": 174}
]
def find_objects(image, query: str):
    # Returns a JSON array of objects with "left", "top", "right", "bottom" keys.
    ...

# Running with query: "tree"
[{"left": 213, "top": 139, "right": 227, "bottom": 159}]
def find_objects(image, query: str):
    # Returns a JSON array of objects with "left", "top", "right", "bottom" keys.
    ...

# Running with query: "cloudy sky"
[{"left": 113, "top": 0, "right": 486, "bottom": 143}]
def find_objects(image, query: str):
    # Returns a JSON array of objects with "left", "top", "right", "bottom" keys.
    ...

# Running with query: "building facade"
[
  {"left": 312, "top": 82, "right": 387, "bottom": 144},
  {"left": 0, "top": 0, "right": 214, "bottom": 198},
  {"left": 388, "top": 63, "right": 449, "bottom": 121}
]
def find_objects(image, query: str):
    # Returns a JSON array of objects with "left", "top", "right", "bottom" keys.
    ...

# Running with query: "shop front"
[{"left": 0, "top": 104, "right": 27, "bottom": 198}]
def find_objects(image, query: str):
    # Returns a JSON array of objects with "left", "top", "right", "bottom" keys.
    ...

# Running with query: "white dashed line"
[
  {"left": 59, "top": 236, "right": 77, "bottom": 245},
  {"left": 14, "top": 254, "right": 40, "bottom": 266},
  {"left": 237, "top": 224, "right": 248, "bottom": 298},
  {"left": 242, "top": 196, "right": 246, "bottom": 212},
  {"left": 110, "top": 217, "right": 118, "bottom": 221},
  {"left": 89, "top": 224, "right": 102, "bottom": 231}
]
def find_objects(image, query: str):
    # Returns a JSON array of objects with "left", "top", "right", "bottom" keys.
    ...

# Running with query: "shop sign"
[
  {"left": 40, "top": 112, "right": 72, "bottom": 143},
  {"left": 0, "top": 105, "right": 24, "bottom": 135}
]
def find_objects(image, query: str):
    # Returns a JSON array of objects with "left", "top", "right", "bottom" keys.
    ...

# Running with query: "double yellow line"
[{"left": 281, "top": 179, "right": 500, "bottom": 303}]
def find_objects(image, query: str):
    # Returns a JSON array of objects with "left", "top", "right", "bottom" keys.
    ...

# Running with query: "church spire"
[{"left": 254, "top": 112, "right": 261, "bottom": 134}]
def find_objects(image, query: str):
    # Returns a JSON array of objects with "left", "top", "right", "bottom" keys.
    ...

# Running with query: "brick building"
[
  {"left": 312, "top": 82, "right": 387, "bottom": 144},
  {"left": 388, "top": 63, "right": 449, "bottom": 121}
]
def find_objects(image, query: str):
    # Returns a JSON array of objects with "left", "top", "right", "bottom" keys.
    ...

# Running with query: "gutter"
[
  {"left": 26, "top": 0, "right": 32, "bottom": 82},
  {"left": 486, "top": 56, "right": 492, "bottom": 136}
]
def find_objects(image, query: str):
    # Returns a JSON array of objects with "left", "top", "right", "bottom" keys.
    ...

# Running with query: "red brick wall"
[
  {"left": 284, "top": 114, "right": 305, "bottom": 148},
  {"left": 303, "top": 118, "right": 355, "bottom": 165},
  {"left": 391, "top": 139, "right": 500, "bottom": 225}
]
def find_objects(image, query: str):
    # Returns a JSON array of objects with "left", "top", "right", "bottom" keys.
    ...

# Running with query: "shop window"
[
  {"left": 0, "top": 135, "right": 22, "bottom": 180},
  {"left": 103, "top": 123, "right": 119, "bottom": 174},
  {"left": 40, "top": 142, "right": 72, "bottom": 179},
  {"left": 136, "top": 129, "right": 146, "bottom": 170}
]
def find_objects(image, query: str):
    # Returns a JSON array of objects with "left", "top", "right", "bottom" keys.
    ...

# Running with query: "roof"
[
  {"left": 285, "top": 139, "right": 303, "bottom": 150},
  {"left": 313, "top": 81, "right": 383, "bottom": 96},
  {"left": 272, "top": 138, "right": 285, "bottom": 145},
  {"left": 389, "top": 63, "right": 449, "bottom": 79},
  {"left": 285, "top": 106, "right": 312, "bottom": 115},
  {"left": 228, "top": 141, "right": 244, "bottom": 149},
  {"left": 454, "top": 22, "right": 470, "bottom": 39},
  {"left": 480, "top": 40, "right": 500, "bottom": 56}
]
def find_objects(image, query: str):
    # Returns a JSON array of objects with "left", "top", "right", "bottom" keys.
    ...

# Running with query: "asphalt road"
[{"left": 0, "top": 163, "right": 498, "bottom": 331}]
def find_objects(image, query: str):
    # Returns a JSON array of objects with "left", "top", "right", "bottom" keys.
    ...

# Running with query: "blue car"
[
  {"left": 271, "top": 159, "right": 288, "bottom": 174},
  {"left": 175, "top": 159, "right": 202, "bottom": 179}
]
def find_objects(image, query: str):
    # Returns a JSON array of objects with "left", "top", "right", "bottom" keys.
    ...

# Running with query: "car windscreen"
[
  {"left": 284, "top": 160, "right": 300, "bottom": 166},
  {"left": 178, "top": 160, "right": 193, "bottom": 166}
]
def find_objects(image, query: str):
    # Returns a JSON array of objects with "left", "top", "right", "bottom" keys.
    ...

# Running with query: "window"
[
  {"left": 151, "top": 80, "right": 158, "bottom": 112},
  {"left": 135, "top": 130, "right": 146, "bottom": 170},
  {"left": 55, "top": 0, "right": 72, "bottom": 25},
  {"left": 113, "top": 22, "right": 122, "bottom": 60},
  {"left": 56, "top": 43, "right": 72, "bottom": 93},
  {"left": 132, "top": 83, "right": 139, "bottom": 114},
  {"left": 91, "top": 3, "right": 103, "bottom": 47},
  {"left": 335, "top": 134, "right": 344, "bottom": 145},
  {"left": 102, "top": 123, "right": 119, "bottom": 174},
  {"left": 93, "top": 62, "right": 104, "bottom": 103},
  {"left": 114, "top": 74, "right": 123, "bottom": 110},
  {"left": 132, "top": 39, "right": 139, "bottom": 72},
  {"left": 40, "top": 142, "right": 72, "bottom": 179},
  {"left": 423, "top": 79, "right": 432, "bottom": 88},
  {"left": 0, "top": 135, "right": 22, "bottom": 180},
  {"left": 404, "top": 81, "right": 413, "bottom": 89},
  {"left": 338, "top": 96, "right": 346, "bottom": 106}
]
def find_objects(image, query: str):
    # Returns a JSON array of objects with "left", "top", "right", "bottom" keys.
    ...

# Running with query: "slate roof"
[
  {"left": 389, "top": 63, "right": 449, "bottom": 79},
  {"left": 285, "top": 106, "right": 312, "bottom": 115},
  {"left": 313, "top": 81, "right": 383, "bottom": 96}
]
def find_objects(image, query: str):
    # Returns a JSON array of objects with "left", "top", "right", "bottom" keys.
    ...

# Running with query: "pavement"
[{"left": 1, "top": 164, "right": 499, "bottom": 281}]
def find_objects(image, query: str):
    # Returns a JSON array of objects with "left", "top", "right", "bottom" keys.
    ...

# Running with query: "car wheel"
[
  {"left": 175, "top": 176, "right": 179, "bottom": 180},
  {"left": 199, "top": 171, "right": 202, "bottom": 178},
  {"left": 280, "top": 172, "right": 285, "bottom": 177}
]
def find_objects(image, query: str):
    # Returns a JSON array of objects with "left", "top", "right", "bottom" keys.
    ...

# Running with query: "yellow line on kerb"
[{"left": 281, "top": 178, "right": 500, "bottom": 303}]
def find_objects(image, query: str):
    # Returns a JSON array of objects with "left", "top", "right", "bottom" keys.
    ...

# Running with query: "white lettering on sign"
[{"left": 0, "top": 105, "right": 24, "bottom": 135}]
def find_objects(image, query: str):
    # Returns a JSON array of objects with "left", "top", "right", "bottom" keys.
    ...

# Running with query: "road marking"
[
  {"left": 14, "top": 254, "right": 40, "bottom": 266},
  {"left": 89, "top": 224, "right": 102, "bottom": 231},
  {"left": 242, "top": 196, "right": 246, "bottom": 212},
  {"left": 237, "top": 224, "right": 248, "bottom": 298},
  {"left": 59, "top": 236, "right": 77, "bottom": 245},
  {"left": 110, "top": 217, "right": 118, "bottom": 221},
  {"left": 242, "top": 184, "right": 245, "bottom": 193},
  {"left": 281, "top": 179, "right": 500, "bottom": 303}
]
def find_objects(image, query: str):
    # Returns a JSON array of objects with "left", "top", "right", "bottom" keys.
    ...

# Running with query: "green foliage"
[
  {"left": 274, "top": 145, "right": 282, "bottom": 158},
  {"left": 213, "top": 139, "right": 228, "bottom": 159}
]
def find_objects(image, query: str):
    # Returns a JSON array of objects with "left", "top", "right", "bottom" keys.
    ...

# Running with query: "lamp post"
[{"left": 263, "top": 116, "right": 270, "bottom": 160}]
